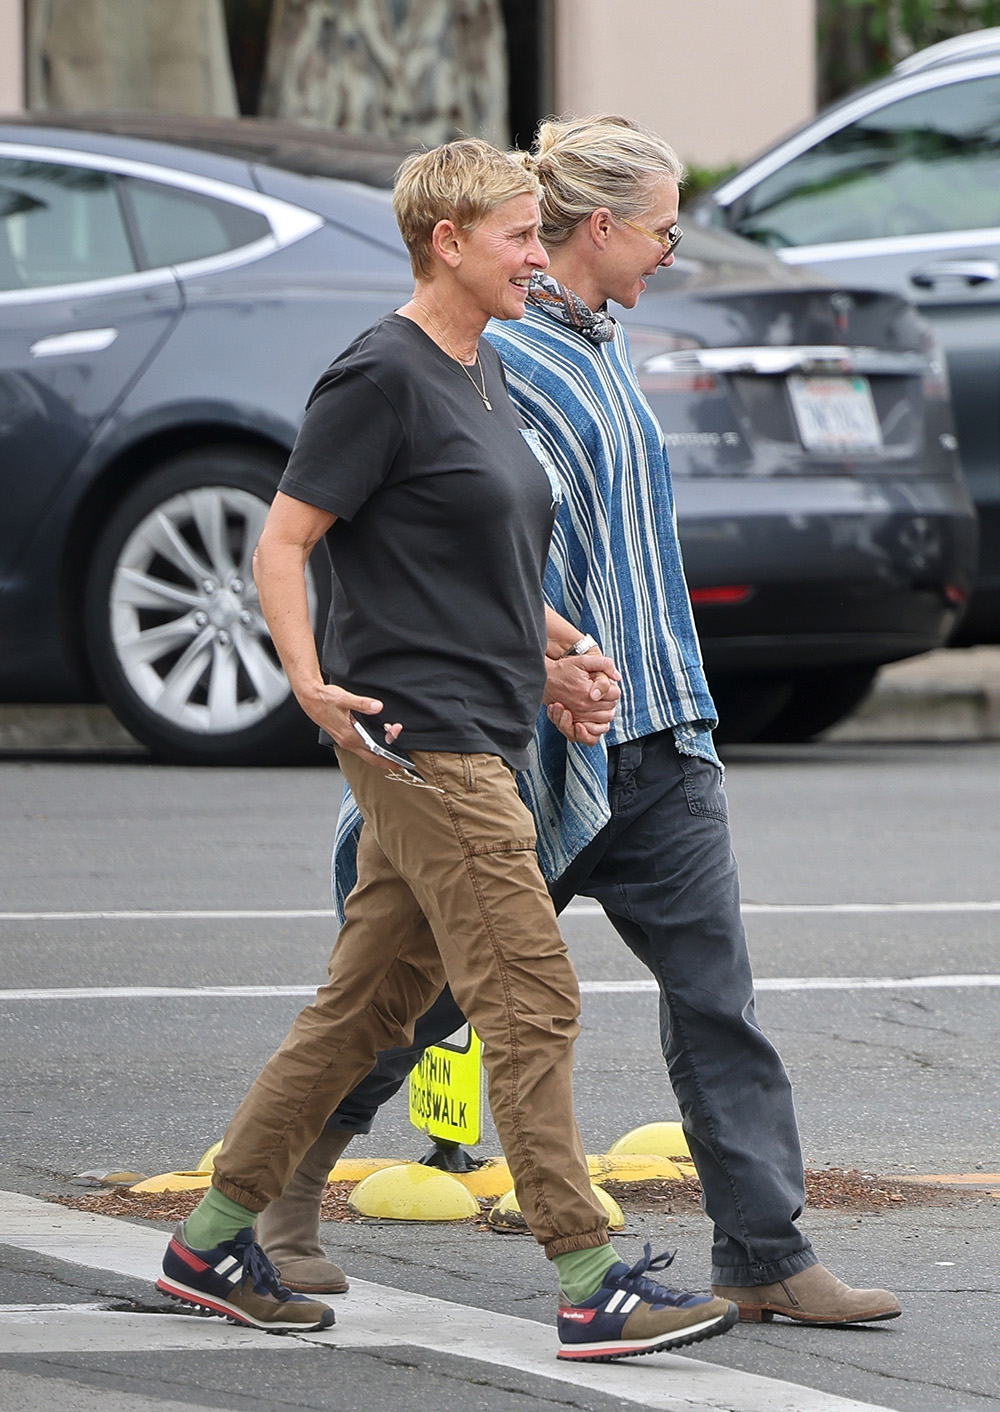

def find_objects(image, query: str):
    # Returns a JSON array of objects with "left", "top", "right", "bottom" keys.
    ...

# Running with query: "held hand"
[
  {"left": 543, "top": 654, "right": 621, "bottom": 718},
  {"left": 299, "top": 684, "right": 403, "bottom": 767},
  {"left": 546, "top": 702, "right": 611, "bottom": 746}
]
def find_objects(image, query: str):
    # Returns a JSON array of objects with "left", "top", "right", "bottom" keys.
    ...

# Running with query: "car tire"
[
  {"left": 84, "top": 448, "right": 329, "bottom": 765},
  {"left": 752, "top": 665, "right": 879, "bottom": 743},
  {"left": 710, "top": 674, "right": 796, "bottom": 744}
]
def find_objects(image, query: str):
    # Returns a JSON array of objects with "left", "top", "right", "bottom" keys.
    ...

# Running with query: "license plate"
[{"left": 787, "top": 375, "right": 882, "bottom": 452}]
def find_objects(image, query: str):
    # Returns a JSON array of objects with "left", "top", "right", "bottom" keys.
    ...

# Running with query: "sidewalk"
[
  {"left": 826, "top": 645, "right": 1000, "bottom": 743},
  {"left": 1, "top": 647, "right": 999, "bottom": 753}
]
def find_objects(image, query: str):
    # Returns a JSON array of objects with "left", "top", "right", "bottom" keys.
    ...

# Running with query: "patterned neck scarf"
[{"left": 526, "top": 271, "right": 616, "bottom": 344}]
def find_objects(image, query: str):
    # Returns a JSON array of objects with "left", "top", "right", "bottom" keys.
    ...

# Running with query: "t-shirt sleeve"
[{"left": 278, "top": 364, "right": 404, "bottom": 521}]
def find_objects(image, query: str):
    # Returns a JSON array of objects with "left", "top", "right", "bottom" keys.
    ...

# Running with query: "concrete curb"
[
  {"left": 0, "top": 704, "right": 146, "bottom": 754},
  {"left": 2, "top": 649, "right": 999, "bottom": 753},
  {"left": 825, "top": 646, "right": 1000, "bottom": 743}
]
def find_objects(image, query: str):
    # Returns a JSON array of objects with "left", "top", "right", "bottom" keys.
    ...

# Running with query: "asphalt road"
[{"left": 1, "top": 742, "right": 998, "bottom": 1412}]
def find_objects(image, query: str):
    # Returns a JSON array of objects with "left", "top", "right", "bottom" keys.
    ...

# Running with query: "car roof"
[
  {"left": 893, "top": 26, "right": 1000, "bottom": 76},
  {"left": 0, "top": 111, "right": 838, "bottom": 297},
  {"left": 0, "top": 111, "right": 414, "bottom": 187}
]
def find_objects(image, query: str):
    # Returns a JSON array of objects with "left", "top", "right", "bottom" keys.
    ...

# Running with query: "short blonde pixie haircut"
[
  {"left": 524, "top": 114, "right": 684, "bottom": 249},
  {"left": 393, "top": 139, "right": 541, "bottom": 280}
]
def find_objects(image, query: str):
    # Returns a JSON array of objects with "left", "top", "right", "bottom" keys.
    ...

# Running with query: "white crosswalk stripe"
[
  {"left": 1, "top": 974, "right": 997, "bottom": 1003},
  {"left": 0, "top": 1189, "right": 896, "bottom": 1412}
]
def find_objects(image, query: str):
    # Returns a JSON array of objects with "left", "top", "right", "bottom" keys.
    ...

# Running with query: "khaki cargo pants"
[{"left": 212, "top": 749, "right": 608, "bottom": 1257}]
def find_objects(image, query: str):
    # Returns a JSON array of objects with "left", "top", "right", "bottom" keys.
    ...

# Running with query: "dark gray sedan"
[
  {"left": 0, "top": 115, "right": 977, "bottom": 759},
  {"left": 694, "top": 27, "right": 1000, "bottom": 645}
]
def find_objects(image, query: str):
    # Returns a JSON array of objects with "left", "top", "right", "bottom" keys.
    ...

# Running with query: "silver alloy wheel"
[{"left": 109, "top": 486, "right": 312, "bottom": 735}]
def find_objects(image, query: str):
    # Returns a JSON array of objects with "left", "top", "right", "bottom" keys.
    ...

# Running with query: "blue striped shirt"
[{"left": 332, "top": 303, "right": 718, "bottom": 914}]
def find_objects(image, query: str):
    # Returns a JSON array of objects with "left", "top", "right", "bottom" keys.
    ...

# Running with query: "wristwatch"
[{"left": 562, "top": 634, "right": 600, "bottom": 658}]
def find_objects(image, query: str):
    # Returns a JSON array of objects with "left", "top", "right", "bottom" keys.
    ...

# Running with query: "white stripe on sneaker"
[{"left": 604, "top": 1289, "right": 627, "bottom": 1313}]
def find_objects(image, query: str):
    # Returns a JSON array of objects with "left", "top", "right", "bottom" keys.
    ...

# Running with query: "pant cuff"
[
  {"left": 212, "top": 1173, "right": 268, "bottom": 1215},
  {"left": 711, "top": 1247, "right": 818, "bottom": 1288},
  {"left": 543, "top": 1226, "right": 611, "bottom": 1259}
]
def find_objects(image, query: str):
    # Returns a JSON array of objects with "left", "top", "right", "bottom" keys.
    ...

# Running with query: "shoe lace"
[
  {"left": 618, "top": 1241, "right": 679, "bottom": 1302},
  {"left": 233, "top": 1229, "right": 293, "bottom": 1299}
]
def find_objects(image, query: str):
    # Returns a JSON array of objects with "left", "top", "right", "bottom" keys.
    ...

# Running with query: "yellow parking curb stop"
[
  {"left": 130, "top": 1172, "right": 212, "bottom": 1193},
  {"left": 488, "top": 1182, "right": 624, "bottom": 1233},
  {"left": 608, "top": 1122, "right": 691, "bottom": 1161},
  {"left": 450, "top": 1158, "right": 513, "bottom": 1197},
  {"left": 195, "top": 1141, "right": 223, "bottom": 1173},
  {"left": 587, "top": 1153, "right": 687, "bottom": 1183},
  {"left": 348, "top": 1162, "right": 480, "bottom": 1221}
]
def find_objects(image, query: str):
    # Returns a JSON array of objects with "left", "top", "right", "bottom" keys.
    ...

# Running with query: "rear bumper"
[{"left": 677, "top": 475, "right": 978, "bottom": 672}]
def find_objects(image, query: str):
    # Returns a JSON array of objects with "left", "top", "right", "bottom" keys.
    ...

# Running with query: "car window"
[
  {"left": 0, "top": 156, "right": 135, "bottom": 290},
  {"left": 121, "top": 177, "right": 271, "bottom": 269},
  {"left": 730, "top": 73, "right": 1000, "bottom": 248}
]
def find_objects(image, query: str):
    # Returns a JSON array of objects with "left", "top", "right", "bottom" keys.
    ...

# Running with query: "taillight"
[
  {"left": 629, "top": 329, "right": 720, "bottom": 394},
  {"left": 690, "top": 586, "right": 754, "bottom": 605}
]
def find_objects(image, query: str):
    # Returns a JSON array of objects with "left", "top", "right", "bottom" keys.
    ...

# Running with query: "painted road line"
[
  {"left": 909, "top": 1173, "right": 1000, "bottom": 1186},
  {"left": 2, "top": 975, "right": 999, "bottom": 1003},
  {"left": 0, "top": 1191, "right": 895, "bottom": 1412},
  {"left": 2, "top": 900, "right": 1000, "bottom": 921}
]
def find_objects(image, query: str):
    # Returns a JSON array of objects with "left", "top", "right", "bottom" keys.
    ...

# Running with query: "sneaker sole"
[
  {"left": 557, "top": 1302, "right": 738, "bottom": 1362},
  {"left": 156, "top": 1276, "right": 335, "bottom": 1333}
]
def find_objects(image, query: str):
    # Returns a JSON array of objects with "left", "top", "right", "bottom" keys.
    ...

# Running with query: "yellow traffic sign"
[{"left": 408, "top": 1022, "right": 483, "bottom": 1145}]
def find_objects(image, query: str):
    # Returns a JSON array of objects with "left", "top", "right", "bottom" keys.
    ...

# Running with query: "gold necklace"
[{"left": 416, "top": 306, "right": 493, "bottom": 411}]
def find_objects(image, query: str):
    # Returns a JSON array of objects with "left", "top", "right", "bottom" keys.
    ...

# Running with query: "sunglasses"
[{"left": 618, "top": 217, "right": 683, "bottom": 256}]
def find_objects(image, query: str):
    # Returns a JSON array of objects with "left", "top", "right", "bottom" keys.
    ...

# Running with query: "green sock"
[
  {"left": 553, "top": 1243, "right": 621, "bottom": 1304},
  {"left": 183, "top": 1186, "right": 259, "bottom": 1250}
]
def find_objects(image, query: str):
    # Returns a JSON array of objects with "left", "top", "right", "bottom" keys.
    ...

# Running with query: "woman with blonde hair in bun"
[{"left": 277, "top": 115, "right": 902, "bottom": 1332}]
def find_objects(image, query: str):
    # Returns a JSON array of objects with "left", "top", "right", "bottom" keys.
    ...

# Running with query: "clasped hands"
[
  {"left": 296, "top": 654, "right": 622, "bottom": 767},
  {"left": 544, "top": 650, "right": 621, "bottom": 746}
]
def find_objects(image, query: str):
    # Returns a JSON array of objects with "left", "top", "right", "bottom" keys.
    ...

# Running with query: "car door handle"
[
  {"left": 29, "top": 328, "right": 119, "bottom": 358},
  {"left": 910, "top": 260, "right": 1000, "bottom": 289}
]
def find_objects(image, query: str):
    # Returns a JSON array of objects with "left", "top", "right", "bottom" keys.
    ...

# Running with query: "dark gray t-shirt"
[{"left": 278, "top": 313, "right": 560, "bottom": 769}]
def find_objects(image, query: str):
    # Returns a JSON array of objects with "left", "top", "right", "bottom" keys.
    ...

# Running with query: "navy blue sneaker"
[
  {"left": 557, "top": 1243, "right": 737, "bottom": 1361},
  {"left": 157, "top": 1224, "right": 335, "bottom": 1332}
]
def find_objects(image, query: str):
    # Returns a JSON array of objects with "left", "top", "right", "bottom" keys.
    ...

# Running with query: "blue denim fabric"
[{"left": 326, "top": 732, "right": 817, "bottom": 1286}]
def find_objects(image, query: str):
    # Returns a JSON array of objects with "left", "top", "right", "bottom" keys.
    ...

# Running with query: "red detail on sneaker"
[
  {"left": 558, "top": 1342, "right": 633, "bottom": 1360},
  {"left": 170, "top": 1239, "right": 211, "bottom": 1273},
  {"left": 558, "top": 1307, "right": 597, "bottom": 1322}
]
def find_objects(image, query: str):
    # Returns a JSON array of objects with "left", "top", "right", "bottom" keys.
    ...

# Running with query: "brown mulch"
[{"left": 51, "top": 1166, "right": 968, "bottom": 1227}]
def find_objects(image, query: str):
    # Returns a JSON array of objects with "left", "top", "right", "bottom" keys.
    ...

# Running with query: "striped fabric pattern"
[{"left": 332, "top": 302, "right": 718, "bottom": 912}]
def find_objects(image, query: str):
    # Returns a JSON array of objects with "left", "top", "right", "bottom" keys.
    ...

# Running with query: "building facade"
[{"left": 0, "top": 0, "right": 816, "bottom": 171}]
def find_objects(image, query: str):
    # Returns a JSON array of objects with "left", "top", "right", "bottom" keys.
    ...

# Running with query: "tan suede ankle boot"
[
  {"left": 255, "top": 1129, "right": 354, "bottom": 1293},
  {"left": 712, "top": 1263, "right": 900, "bottom": 1324}
]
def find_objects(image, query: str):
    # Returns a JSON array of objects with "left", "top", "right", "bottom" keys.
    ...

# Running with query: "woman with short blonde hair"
[
  {"left": 156, "top": 135, "right": 737, "bottom": 1363},
  {"left": 393, "top": 136, "right": 539, "bottom": 277}
]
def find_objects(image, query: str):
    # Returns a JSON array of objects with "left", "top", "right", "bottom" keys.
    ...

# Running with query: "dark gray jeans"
[{"left": 326, "top": 731, "right": 817, "bottom": 1286}]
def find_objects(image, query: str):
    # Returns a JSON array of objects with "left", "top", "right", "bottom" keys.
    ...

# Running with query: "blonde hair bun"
[{"left": 528, "top": 114, "right": 684, "bottom": 248}]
